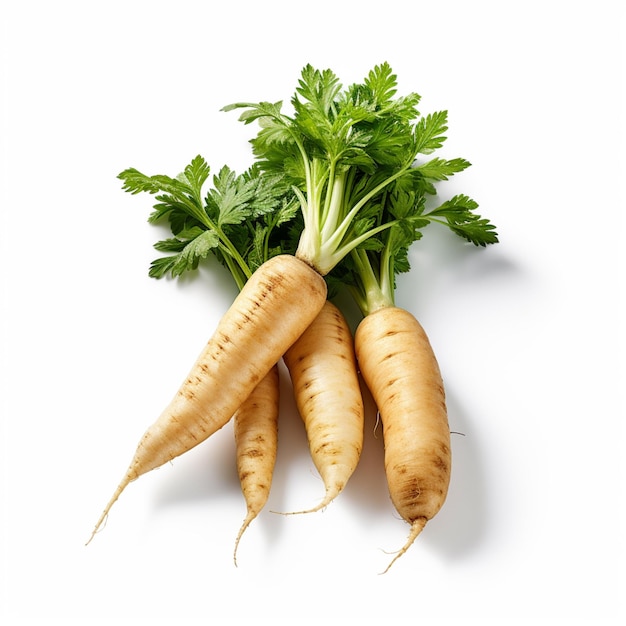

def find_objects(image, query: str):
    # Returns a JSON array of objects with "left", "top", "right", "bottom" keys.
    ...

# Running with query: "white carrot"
[
  {"left": 342, "top": 184, "right": 496, "bottom": 571},
  {"left": 354, "top": 306, "right": 450, "bottom": 573},
  {"left": 232, "top": 364, "right": 280, "bottom": 564},
  {"left": 283, "top": 300, "right": 364, "bottom": 513}
]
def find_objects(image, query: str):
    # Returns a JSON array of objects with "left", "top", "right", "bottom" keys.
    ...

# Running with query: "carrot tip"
[
  {"left": 84, "top": 514, "right": 109, "bottom": 546},
  {"left": 270, "top": 484, "right": 343, "bottom": 516},
  {"left": 85, "top": 471, "right": 134, "bottom": 546},
  {"left": 379, "top": 517, "right": 427, "bottom": 575},
  {"left": 270, "top": 501, "right": 328, "bottom": 516},
  {"left": 233, "top": 510, "right": 258, "bottom": 567}
]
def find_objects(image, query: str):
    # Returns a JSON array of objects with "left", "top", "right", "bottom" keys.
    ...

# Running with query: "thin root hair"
[{"left": 379, "top": 517, "right": 427, "bottom": 574}]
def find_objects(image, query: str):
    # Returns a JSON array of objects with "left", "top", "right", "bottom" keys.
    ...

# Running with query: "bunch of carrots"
[{"left": 87, "top": 63, "right": 498, "bottom": 572}]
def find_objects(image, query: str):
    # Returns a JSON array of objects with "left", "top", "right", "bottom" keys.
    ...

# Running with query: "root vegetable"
[
  {"left": 233, "top": 364, "right": 280, "bottom": 564},
  {"left": 355, "top": 306, "right": 450, "bottom": 573},
  {"left": 283, "top": 300, "right": 364, "bottom": 513}
]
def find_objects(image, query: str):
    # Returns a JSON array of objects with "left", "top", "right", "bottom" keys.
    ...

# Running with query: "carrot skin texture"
[
  {"left": 233, "top": 364, "right": 280, "bottom": 564},
  {"left": 354, "top": 306, "right": 451, "bottom": 572},
  {"left": 88, "top": 255, "right": 327, "bottom": 542},
  {"left": 283, "top": 300, "right": 364, "bottom": 513}
]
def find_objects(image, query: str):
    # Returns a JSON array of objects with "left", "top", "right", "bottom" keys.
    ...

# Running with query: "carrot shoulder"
[
  {"left": 88, "top": 254, "right": 326, "bottom": 543},
  {"left": 354, "top": 306, "right": 451, "bottom": 572}
]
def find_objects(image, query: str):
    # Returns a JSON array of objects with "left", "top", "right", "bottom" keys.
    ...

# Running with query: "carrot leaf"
[
  {"left": 119, "top": 157, "right": 294, "bottom": 287},
  {"left": 425, "top": 195, "right": 499, "bottom": 246}
]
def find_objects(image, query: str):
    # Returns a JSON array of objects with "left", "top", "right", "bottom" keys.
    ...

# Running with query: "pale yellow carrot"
[
  {"left": 87, "top": 254, "right": 327, "bottom": 544},
  {"left": 354, "top": 306, "right": 451, "bottom": 573},
  {"left": 282, "top": 300, "right": 364, "bottom": 513},
  {"left": 233, "top": 364, "right": 280, "bottom": 565}
]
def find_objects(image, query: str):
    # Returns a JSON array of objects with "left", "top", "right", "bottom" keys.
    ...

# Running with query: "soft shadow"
[
  {"left": 342, "top": 379, "right": 391, "bottom": 520},
  {"left": 344, "top": 381, "right": 491, "bottom": 559},
  {"left": 150, "top": 423, "right": 240, "bottom": 508},
  {"left": 397, "top": 224, "right": 524, "bottom": 314},
  {"left": 424, "top": 385, "right": 491, "bottom": 559}
]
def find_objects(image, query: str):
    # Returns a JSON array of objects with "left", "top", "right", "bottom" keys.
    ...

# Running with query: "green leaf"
[
  {"left": 223, "top": 101, "right": 296, "bottom": 157},
  {"left": 119, "top": 159, "right": 211, "bottom": 228},
  {"left": 387, "top": 188, "right": 426, "bottom": 220},
  {"left": 148, "top": 256, "right": 179, "bottom": 279},
  {"left": 222, "top": 100, "right": 285, "bottom": 125},
  {"left": 416, "top": 157, "right": 471, "bottom": 181},
  {"left": 413, "top": 110, "right": 448, "bottom": 154},
  {"left": 428, "top": 195, "right": 499, "bottom": 246},
  {"left": 149, "top": 229, "right": 220, "bottom": 278},
  {"left": 294, "top": 65, "right": 342, "bottom": 119},
  {"left": 177, "top": 155, "right": 211, "bottom": 206},
  {"left": 363, "top": 62, "right": 398, "bottom": 107},
  {"left": 207, "top": 165, "right": 257, "bottom": 227},
  {"left": 153, "top": 238, "right": 187, "bottom": 253}
]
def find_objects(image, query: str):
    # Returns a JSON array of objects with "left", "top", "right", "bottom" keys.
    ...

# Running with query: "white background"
[{"left": 1, "top": 1, "right": 624, "bottom": 624}]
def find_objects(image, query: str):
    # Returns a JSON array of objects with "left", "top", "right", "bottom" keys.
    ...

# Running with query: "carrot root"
[
  {"left": 233, "top": 511, "right": 256, "bottom": 567},
  {"left": 270, "top": 483, "right": 342, "bottom": 516},
  {"left": 380, "top": 517, "right": 427, "bottom": 574},
  {"left": 232, "top": 365, "right": 280, "bottom": 566},
  {"left": 282, "top": 300, "right": 364, "bottom": 515},
  {"left": 85, "top": 473, "right": 134, "bottom": 545},
  {"left": 355, "top": 306, "right": 451, "bottom": 569}
]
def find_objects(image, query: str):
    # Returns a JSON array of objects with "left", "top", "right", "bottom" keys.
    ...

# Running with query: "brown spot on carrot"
[
  {"left": 432, "top": 455, "right": 448, "bottom": 472},
  {"left": 400, "top": 477, "right": 422, "bottom": 502},
  {"left": 314, "top": 442, "right": 340, "bottom": 456},
  {"left": 180, "top": 388, "right": 196, "bottom": 401}
]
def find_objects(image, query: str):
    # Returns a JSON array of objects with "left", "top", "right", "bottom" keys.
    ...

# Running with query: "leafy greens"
[{"left": 120, "top": 62, "right": 498, "bottom": 307}]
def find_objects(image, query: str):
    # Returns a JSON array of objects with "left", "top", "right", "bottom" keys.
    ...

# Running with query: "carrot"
[
  {"left": 282, "top": 300, "right": 364, "bottom": 513},
  {"left": 87, "top": 253, "right": 326, "bottom": 544},
  {"left": 233, "top": 364, "right": 280, "bottom": 564},
  {"left": 340, "top": 188, "right": 496, "bottom": 571},
  {"left": 354, "top": 306, "right": 450, "bottom": 573}
]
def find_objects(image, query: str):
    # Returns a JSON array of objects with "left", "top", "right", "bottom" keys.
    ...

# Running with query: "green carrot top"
[{"left": 119, "top": 62, "right": 498, "bottom": 305}]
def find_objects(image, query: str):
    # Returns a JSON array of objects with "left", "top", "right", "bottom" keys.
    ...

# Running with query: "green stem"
[
  {"left": 378, "top": 229, "right": 396, "bottom": 307},
  {"left": 217, "top": 229, "right": 252, "bottom": 283},
  {"left": 308, "top": 166, "right": 412, "bottom": 274},
  {"left": 218, "top": 249, "right": 247, "bottom": 291},
  {"left": 320, "top": 169, "right": 346, "bottom": 244},
  {"left": 350, "top": 248, "right": 394, "bottom": 316},
  {"left": 338, "top": 166, "right": 410, "bottom": 235},
  {"left": 322, "top": 219, "right": 398, "bottom": 276}
]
